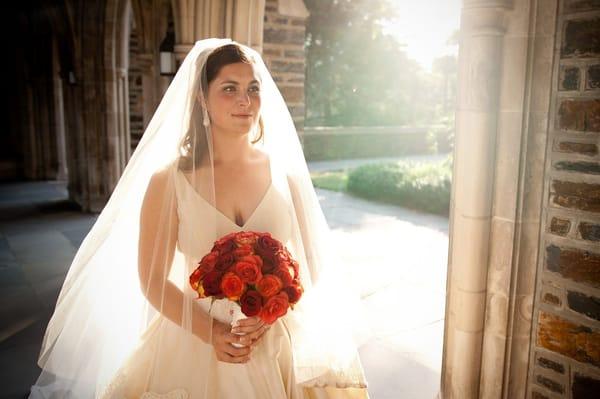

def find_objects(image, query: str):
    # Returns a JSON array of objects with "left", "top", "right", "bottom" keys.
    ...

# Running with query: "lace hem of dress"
[
  {"left": 140, "top": 389, "right": 189, "bottom": 399},
  {"left": 100, "top": 369, "right": 189, "bottom": 399},
  {"left": 300, "top": 381, "right": 368, "bottom": 389}
]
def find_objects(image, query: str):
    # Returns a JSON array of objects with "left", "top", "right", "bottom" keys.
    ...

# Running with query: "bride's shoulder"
[{"left": 144, "top": 163, "right": 180, "bottom": 201}]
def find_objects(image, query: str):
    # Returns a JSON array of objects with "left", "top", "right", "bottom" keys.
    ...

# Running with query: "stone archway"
[
  {"left": 104, "top": 0, "right": 136, "bottom": 178},
  {"left": 440, "top": 0, "right": 600, "bottom": 397}
]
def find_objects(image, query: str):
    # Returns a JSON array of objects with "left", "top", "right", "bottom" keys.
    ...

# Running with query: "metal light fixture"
[{"left": 159, "top": 22, "right": 175, "bottom": 76}]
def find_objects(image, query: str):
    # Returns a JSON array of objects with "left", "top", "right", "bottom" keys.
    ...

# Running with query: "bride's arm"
[{"left": 138, "top": 168, "right": 212, "bottom": 342}]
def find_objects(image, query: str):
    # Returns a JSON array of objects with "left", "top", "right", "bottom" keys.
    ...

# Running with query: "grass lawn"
[{"left": 310, "top": 170, "right": 349, "bottom": 192}]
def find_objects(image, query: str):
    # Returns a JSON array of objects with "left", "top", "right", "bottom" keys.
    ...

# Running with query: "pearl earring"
[{"left": 202, "top": 108, "right": 210, "bottom": 127}]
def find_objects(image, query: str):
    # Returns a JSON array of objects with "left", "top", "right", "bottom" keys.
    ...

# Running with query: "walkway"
[{"left": 0, "top": 168, "right": 449, "bottom": 398}]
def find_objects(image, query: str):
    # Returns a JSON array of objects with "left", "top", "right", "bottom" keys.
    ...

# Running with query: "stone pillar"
[
  {"left": 172, "top": 0, "right": 266, "bottom": 62},
  {"left": 52, "top": 38, "right": 69, "bottom": 181},
  {"left": 441, "top": 0, "right": 510, "bottom": 397}
]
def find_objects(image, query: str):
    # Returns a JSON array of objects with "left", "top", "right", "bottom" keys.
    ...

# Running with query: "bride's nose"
[{"left": 236, "top": 91, "right": 251, "bottom": 107}]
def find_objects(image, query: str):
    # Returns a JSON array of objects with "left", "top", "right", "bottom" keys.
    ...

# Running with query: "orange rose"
[
  {"left": 220, "top": 272, "right": 246, "bottom": 301},
  {"left": 240, "top": 289, "right": 263, "bottom": 317},
  {"left": 234, "top": 257, "right": 263, "bottom": 284},
  {"left": 233, "top": 245, "right": 254, "bottom": 258},
  {"left": 189, "top": 268, "right": 202, "bottom": 291},
  {"left": 259, "top": 292, "right": 289, "bottom": 324},
  {"left": 256, "top": 275, "right": 283, "bottom": 298},
  {"left": 290, "top": 259, "right": 300, "bottom": 279},
  {"left": 234, "top": 231, "right": 258, "bottom": 247},
  {"left": 274, "top": 265, "right": 293, "bottom": 286},
  {"left": 282, "top": 284, "right": 303, "bottom": 305}
]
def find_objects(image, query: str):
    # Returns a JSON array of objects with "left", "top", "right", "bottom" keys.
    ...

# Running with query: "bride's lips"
[{"left": 232, "top": 113, "right": 253, "bottom": 118}]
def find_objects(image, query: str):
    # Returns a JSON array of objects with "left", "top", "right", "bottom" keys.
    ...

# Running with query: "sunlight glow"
[{"left": 383, "top": 0, "right": 462, "bottom": 71}]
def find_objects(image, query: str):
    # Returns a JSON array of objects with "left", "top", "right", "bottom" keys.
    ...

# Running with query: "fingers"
[
  {"left": 214, "top": 335, "right": 251, "bottom": 364},
  {"left": 216, "top": 351, "right": 250, "bottom": 364},
  {"left": 245, "top": 323, "right": 270, "bottom": 343},
  {"left": 223, "top": 343, "right": 250, "bottom": 358},
  {"left": 232, "top": 316, "right": 264, "bottom": 333}
]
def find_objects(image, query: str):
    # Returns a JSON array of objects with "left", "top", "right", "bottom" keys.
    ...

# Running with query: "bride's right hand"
[{"left": 210, "top": 320, "right": 252, "bottom": 363}]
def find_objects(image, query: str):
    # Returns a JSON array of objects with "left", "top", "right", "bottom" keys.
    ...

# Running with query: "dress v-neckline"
[{"left": 177, "top": 159, "right": 274, "bottom": 230}]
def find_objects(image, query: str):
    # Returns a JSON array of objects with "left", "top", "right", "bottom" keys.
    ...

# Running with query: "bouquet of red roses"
[{"left": 189, "top": 231, "right": 303, "bottom": 324}]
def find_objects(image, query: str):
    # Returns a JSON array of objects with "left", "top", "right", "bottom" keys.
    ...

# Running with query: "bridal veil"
[{"left": 30, "top": 38, "right": 369, "bottom": 398}]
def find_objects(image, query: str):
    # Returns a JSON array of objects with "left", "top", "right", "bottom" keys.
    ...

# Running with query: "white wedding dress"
[{"left": 100, "top": 164, "right": 368, "bottom": 399}]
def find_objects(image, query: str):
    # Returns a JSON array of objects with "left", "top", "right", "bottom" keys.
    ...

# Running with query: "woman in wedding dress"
[{"left": 30, "top": 39, "right": 369, "bottom": 399}]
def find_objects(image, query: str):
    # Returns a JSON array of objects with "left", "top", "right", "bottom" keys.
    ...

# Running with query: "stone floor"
[{"left": 0, "top": 159, "right": 449, "bottom": 399}]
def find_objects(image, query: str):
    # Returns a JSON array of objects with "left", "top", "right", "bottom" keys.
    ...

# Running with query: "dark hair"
[{"left": 179, "top": 44, "right": 264, "bottom": 171}]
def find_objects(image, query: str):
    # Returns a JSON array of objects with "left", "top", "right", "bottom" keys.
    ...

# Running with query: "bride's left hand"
[{"left": 231, "top": 317, "right": 270, "bottom": 347}]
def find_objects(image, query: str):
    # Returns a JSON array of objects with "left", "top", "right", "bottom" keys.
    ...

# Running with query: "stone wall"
[
  {"left": 261, "top": 0, "right": 307, "bottom": 128},
  {"left": 529, "top": 1, "right": 600, "bottom": 398},
  {"left": 301, "top": 126, "right": 440, "bottom": 161},
  {"left": 128, "top": 23, "right": 144, "bottom": 151}
]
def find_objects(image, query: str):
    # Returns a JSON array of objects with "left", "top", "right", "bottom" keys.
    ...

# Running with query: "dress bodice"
[
  {"left": 172, "top": 164, "right": 295, "bottom": 322},
  {"left": 173, "top": 166, "right": 294, "bottom": 260}
]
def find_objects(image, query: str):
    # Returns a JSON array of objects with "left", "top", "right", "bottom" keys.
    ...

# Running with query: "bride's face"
[{"left": 205, "top": 62, "right": 262, "bottom": 136}]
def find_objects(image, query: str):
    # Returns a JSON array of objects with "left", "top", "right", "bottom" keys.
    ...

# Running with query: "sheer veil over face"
[{"left": 30, "top": 39, "right": 369, "bottom": 398}]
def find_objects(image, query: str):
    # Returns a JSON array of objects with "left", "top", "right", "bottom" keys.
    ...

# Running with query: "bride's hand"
[
  {"left": 231, "top": 316, "right": 270, "bottom": 347},
  {"left": 211, "top": 320, "right": 252, "bottom": 363}
]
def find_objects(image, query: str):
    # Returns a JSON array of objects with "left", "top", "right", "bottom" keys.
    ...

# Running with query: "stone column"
[
  {"left": 172, "top": 0, "right": 266, "bottom": 62},
  {"left": 52, "top": 46, "right": 69, "bottom": 181},
  {"left": 441, "top": 0, "right": 510, "bottom": 397}
]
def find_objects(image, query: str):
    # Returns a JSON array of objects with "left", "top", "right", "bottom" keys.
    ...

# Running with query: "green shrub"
[
  {"left": 310, "top": 170, "right": 348, "bottom": 191},
  {"left": 347, "top": 159, "right": 452, "bottom": 215}
]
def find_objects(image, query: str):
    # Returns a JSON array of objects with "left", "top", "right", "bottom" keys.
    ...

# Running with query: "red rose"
[
  {"left": 257, "top": 233, "right": 282, "bottom": 252},
  {"left": 199, "top": 251, "right": 219, "bottom": 269},
  {"left": 202, "top": 270, "right": 223, "bottom": 297},
  {"left": 220, "top": 272, "right": 246, "bottom": 300},
  {"left": 261, "top": 258, "right": 277, "bottom": 274},
  {"left": 259, "top": 292, "right": 289, "bottom": 324},
  {"left": 234, "top": 257, "right": 263, "bottom": 284},
  {"left": 212, "top": 236, "right": 236, "bottom": 254},
  {"left": 282, "top": 284, "right": 303, "bottom": 305},
  {"left": 189, "top": 264, "right": 213, "bottom": 293},
  {"left": 234, "top": 231, "right": 258, "bottom": 247},
  {"left": 215, "top": 253, "right": 235, "bottom": 272},
  {"left": 239, "top": 290, "right": 263, "bottom": 317},
  {"left": 256, "top": 234, "right": 281, "bottom": 259},
  {"left": 233, "top": 245, "right": 254, "bottom": 258},
  {"left": 256, "top": 275, "right": 283, "bottom": 298},
  {"left": 274, "top": 265, "right": 293, "bottom": 286}
]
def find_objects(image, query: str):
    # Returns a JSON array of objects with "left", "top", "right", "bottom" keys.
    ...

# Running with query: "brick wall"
[
  {"left": 261, "top": 0, "right": 307, "bottom": 128},
  {"left": 530, "top": 1, "right": 600, "bottom": 398}
]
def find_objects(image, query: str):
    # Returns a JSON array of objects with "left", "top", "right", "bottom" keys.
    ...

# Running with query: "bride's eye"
[
  {"left": 223, "top": 85, "right": 237, "bottom": 93},
  {"left": 248, "top": 85, "right": 260, "bottom": 94}
]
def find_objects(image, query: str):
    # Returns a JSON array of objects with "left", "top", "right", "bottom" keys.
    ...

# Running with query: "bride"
[{"left": 30, "top": 38, "right": 369, "bottom": 399}]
